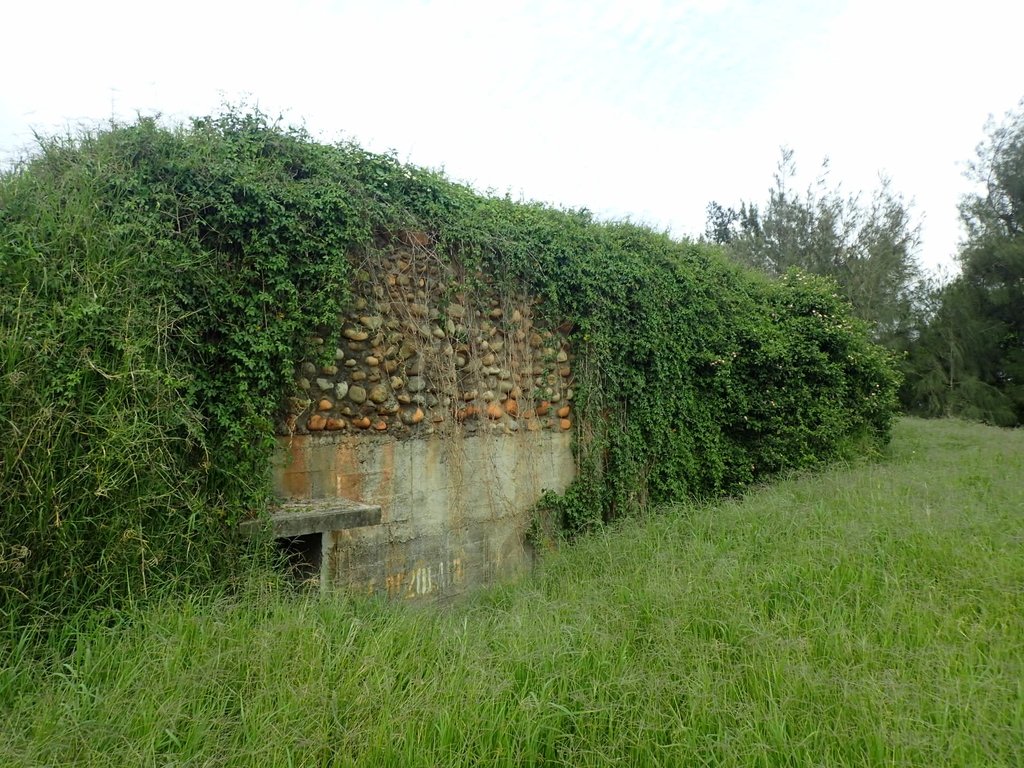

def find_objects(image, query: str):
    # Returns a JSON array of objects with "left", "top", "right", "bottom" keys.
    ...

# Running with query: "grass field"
[{"left": 2, "top": 418, "right": 1022, "bottom": 766}]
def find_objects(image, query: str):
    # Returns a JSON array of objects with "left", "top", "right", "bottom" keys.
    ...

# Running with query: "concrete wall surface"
[{"left": 272, "top": 430, "right": 575, "bottom": 597}]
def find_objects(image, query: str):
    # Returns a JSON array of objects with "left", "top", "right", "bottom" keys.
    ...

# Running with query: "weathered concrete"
[
  {"left": 238, "top": 499, "right": 382, "bottom": 538},
  {"left": 271, "top": 430, "right": 575, "bottom": 597}
]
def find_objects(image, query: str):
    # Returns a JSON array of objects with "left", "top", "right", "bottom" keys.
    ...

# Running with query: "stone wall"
[
  {"left": 280, "top": 233, "right": 575, "bottom": 437},
  {"left": 271, "top": 234, "right": 577, "bottom": 596}
]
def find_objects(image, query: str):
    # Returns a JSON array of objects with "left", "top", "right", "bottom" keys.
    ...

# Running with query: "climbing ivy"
[{"left": 0, "top": 109, "right": 900, "bottom": 629}]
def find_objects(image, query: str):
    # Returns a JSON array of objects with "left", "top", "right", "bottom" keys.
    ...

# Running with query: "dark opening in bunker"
[
  {"left": 236, "top": 499, "right": 382, "bottom": 590},
  {"left": 277, "top": 533, "right": 322, "bottom": 583}
]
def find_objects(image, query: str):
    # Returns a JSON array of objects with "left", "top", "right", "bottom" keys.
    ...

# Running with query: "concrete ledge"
[{"left": 240, "top": 499, "right": 382, "bottom": 538}]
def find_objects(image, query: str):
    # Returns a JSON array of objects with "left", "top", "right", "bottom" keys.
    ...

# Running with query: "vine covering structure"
[{"left": 0, "top": 110, "right": 900, "bottom": 625}]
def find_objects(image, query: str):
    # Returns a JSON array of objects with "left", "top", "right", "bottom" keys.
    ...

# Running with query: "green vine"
[{"left": 1, "top": 108, "right": 900, "bottom": 628}]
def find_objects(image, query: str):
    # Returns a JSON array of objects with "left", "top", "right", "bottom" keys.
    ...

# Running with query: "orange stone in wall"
[
  {"left": 536, "top": 401, "right": 551, "bottom": 416},
  {"left": 374, "top": 420, "right": 388, "bottom": 431},
  {"left": 307, "top": 414, "right": 327, "bottom": 431},
  {"left": 504, "top": 399, "right": 518, "bottom": 417},
  {"left": 318, "top": 399, "right": 333, "bottom": 411},
  {"left": 353, "top": 416, "right": 372, "bottom": 429},
  {"left": 486, "top": 402, "right": 504, "bottom": 420},
  {"left": 325, "top": 417, "right": 347, "bottom": 430},
  {"left": 557, "top": 405, "right": 571, "bottom": 418},
  {"left": 559, "top": 418, "right": 572, "bottom": 430}
]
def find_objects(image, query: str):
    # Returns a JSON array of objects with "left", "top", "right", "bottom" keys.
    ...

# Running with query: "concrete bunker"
[{"left": 266, "top": 233, "right": 577, "bottom": 598}]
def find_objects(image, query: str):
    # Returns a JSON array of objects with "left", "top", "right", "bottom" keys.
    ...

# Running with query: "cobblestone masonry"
[{"left": 272, "top": 233, "right": 576, "bottom": 596}]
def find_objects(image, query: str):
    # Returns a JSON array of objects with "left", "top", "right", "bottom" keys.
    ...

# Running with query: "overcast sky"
[{"left": 3, "top": 0, "right": 1022, "bottom": 274}]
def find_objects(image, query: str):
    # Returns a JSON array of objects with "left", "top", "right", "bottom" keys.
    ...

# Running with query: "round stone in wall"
[{"left": 359, "top": 315, "right": 383, "bottom": 331}]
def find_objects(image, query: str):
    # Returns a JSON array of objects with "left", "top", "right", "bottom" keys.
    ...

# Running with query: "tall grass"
[
  {"left": 1, "top": 418, "right": 1020, "bottom": 766},
  {"left": 0, "top": 136, "right": 230, "bottom": 632}
]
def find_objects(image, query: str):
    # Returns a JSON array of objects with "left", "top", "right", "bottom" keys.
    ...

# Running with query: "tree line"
[{"left": 706, "top": 100, "right": 1024, "bottom": 427}]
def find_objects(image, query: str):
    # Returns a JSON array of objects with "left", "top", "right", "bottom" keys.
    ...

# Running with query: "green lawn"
[{"left": 2, "top": 418, "right": 1022, "bottom": 767}]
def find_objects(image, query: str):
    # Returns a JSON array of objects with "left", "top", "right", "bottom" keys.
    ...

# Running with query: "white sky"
[{"left": 2, "top": 0, "right": 1022, "bottom": 275}]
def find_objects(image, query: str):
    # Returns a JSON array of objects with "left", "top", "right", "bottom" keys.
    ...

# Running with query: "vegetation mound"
[{"left": 0, "top": 109, "right": 899, "bottom": 629}]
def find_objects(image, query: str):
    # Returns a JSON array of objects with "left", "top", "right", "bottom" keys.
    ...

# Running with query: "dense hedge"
[
  {"left": 0, "top": 110, "right": 900, "bottom": 628},
  {"left": 464, "top": 217, "right": 899, "bottom": 530}
]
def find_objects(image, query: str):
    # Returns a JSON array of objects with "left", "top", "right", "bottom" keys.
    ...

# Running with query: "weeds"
[{"left": 2, "top": 419, "right": 1020, "bottom": 766}]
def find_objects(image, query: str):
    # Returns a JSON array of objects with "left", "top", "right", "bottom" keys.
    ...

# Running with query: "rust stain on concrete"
[
  {"left": 376, "top": 440, "right": 396, "bottom": 512},
  {"left": 384, "top": 569, "right": 407, "bottom": 598},
  {"left": 329, "top": 440, "right": 362, "bottom": 501},
  {"left": 275, "top": 436, "right": 312, "bottom": 498}
]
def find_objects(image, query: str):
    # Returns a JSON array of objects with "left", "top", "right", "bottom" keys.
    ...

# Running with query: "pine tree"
[
  {"left": 706, "top": 149, "right": 923, "bottom": 349},
  {"left": 903, "top": 100, "right": 1024, "bottom": 425}
]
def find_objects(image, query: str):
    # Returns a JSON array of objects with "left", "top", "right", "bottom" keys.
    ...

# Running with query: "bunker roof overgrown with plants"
[{"left": 0, "top": 108, "right": 900, "bottom": 629}]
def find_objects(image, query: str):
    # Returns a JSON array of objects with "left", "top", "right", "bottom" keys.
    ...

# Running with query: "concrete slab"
[{"left": 239, "top": 498, "right": 382, "bottom": 538}]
